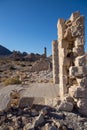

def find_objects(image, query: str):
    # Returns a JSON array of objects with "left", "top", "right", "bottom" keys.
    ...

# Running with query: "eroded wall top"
[{"left": 57, "top": 11, "right": 84, "bottom": 44}]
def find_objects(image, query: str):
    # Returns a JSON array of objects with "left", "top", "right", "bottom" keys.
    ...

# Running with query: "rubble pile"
[{"left": 0, "top": 105, "right": 87, "bottom": 130}]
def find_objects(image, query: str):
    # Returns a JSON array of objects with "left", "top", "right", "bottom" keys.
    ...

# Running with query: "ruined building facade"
[{"left": 52, "top": 12, "right": 87, "bottom": 116}]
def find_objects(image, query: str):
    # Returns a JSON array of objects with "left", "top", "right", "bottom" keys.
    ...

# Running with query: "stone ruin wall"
[
  {"left": 52, "top": 12, "right": 87, "bottom": 116},
  {"left": 52, "top": 40, "right": 59, "bottom": 84}
]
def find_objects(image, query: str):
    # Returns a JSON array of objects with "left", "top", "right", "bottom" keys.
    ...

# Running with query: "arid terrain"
[
  {"left": 0, "top": 54, "right": 52, "bottom": 87},
  {"left": 0, "top": 37, "right": 87, "bottom": 130},
  {"left": 0, "top": 55, "right": 87, "bottom": 130}
]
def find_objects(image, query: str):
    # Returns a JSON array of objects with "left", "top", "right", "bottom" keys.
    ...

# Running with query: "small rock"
[
  {"left": 49, "top": 125, "right": 58, "bottom": 130},
  {"left": 44, "top": 123, "right": 50, "bottom": 130},
  {"left": 19, "top": 97, "right": 34, "bottom": 108},
  {"left": 0, "top": 115, "right": 6, "bottom": 122},
  {"left": 31, "top": 109, "right": 39, "bottom": 117},
  {"left": 59, "top": 125, "right": 68, "bottom": 130},
  {"left": 0, "top": 126, "right": 14, "bottom": 130},
  {"left": 23, "top": 123, "right": 34, "bottom": 130},
  {"left": 7, "top": 114, "right": 12, "bottom": 118},
  {"left": 22, "top": 116, "right": 28, "bottom": 125},
  {"left": 33, "top": 113, "right": 45, "bottom": 127},
  {"left": 0, "top": 110, "right": 4, "bottom": 116},
  {"left": 58, "top": 101, "right": 74, "bottom": 112},
  {"left": 65, "top": 96, "right": 74, "bottom": 104},
  {"left": 41, "top": 107, "right": 48, "bottom": 115}
]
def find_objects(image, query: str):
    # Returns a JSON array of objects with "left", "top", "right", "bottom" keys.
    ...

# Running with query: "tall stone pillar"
[
  {"left": 44, "top": 47, "right": 47, "bottom": 58},
  {"left": 52, "top": 40, "right": 59, "bottom": 84},
  {"left": 57, "top": 19, "right": 69, "bottom": 98}
]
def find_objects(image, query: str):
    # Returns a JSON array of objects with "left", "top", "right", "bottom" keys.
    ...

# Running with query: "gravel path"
[{"left": 23, "top": 83, "right": 59, "bottom": 98}]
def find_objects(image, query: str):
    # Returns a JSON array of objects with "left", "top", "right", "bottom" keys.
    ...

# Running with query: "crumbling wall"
[
  {"left": 52, "top": 40, "right": 59, "bottom": 84},
  {"left": 52, "top": 11, "right": 87, "bottom": 116},
  {"left": 57, "top": 12, "right": 81, "bottom": 98}
]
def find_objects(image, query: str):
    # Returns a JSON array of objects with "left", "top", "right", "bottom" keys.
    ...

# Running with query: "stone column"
[
  {"left": 44, "top": 47, "right": 47, "bottom": 58},
  {"left": 57, "top": 19, "right": 69, "bottom": 98},
  {"left": 58, "top": 40, "right": 69, "bottom": 98},
  {"left": 52, "top": 40, "right": 59, "bottom": 84}
]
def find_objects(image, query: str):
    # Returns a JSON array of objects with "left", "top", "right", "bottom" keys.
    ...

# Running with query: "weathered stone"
[
  {"left": 75, "top": 55, "right": 86, "bottom": 66},
  {"left": 76, "top": 77, "right": 87, "bottom": 88},
  {"left": 45, "top": 98, "right": 59, "bottom": 107},
  {"left": 31, "top": 109, "right": 39, "bottom": 117},
  {"left": 74, "top": 87, "right": 87, "bottom": 99},
  {"left": 70, "top": 11, "right": 80, "bottom": 22},
  {"left": 23, "top": 123, "right": 34, "bottom": 130},
  {"left": 69, "top": 66, "right": 87, "bottom": 78},
  {"left": 72, "top": 25, "right": 84, "bottom": 37},
  {"left": 44, "top": 123, "right": 50, "bottom": 130},
  {"left": 41, "top": 107, "right": 48, "bottom": 115},
  {"left": 75, "top": 15, "right": 85, "bottom": 26},
  {"left": 77, "top": 99, "right": 87, "bottom": 116},
  {"left": 65, "top": 19, "right": 72, "bottom": 27},
  {"left": 19, "top": 97, "right": 34, "bottom": 108},
  {"left": 0, "top": 94, "right": 10, "bottom": 111},
  {"left": 0, "top": 126, "right": 14, "bottom": 130},
  {"left": 73, "top": 46, "right": 84, "bottom": 56},
  {"left": 7, "top": 113, "right": 12, "bottom": 118},
  {"left": 64, "top": 28, "right": 73, "bottom": 41},
  {"left": 57, "top": 18, "right": 65, "bottom": 40},
  {"left": 69, "top": 78, "right": 78, "bottom": 86},
  {"left": 58, "top": 100, "right": 74, "bottom": 112},
  {"left": 52, "top": 40, "right": 59, "bottom": 84},
  {"left": 58, "top": 39, "right": 68, "bottom": 49},
  {"left": 59, "top": 74, "right": 68, "bottom": 97},
  {"left": 52, "top": 11, "right": 87, "bottom": 116},
  {"left": 75, "top": 37, "right": 84, "bottom": 47},
  {"left": 58, "top": 48, "right": 67, "bottom": 57},
  {"left": 64, "top": 57, "right": 72, "bottom": 67},
  {"left": 65, "top": 96, "right": 75, "bottom": 104},
  {"left": 0, "top": 115, "right": 6, "bottom": 122},
  {"left": 49, "top": 125, "right": 58, "bottom": 130},
  {"left": 33, "top": 113, "right": 45, "bottom": 127},
  {"left": 22, "top": 116, "right": 28, "bottom": 125},
  {"left": 69, "top": 85, "right": 77, "bottom": 97}
]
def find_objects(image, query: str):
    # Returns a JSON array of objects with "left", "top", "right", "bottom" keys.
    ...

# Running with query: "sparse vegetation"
[
  {"left": 0, "top": 55, "right": 52, "bottom": 85},
  {"left": 4, "top": 77, "right": 21, "bottom": 86}
]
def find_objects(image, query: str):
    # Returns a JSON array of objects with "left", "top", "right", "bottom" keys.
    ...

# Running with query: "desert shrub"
[{"left": 4, "top": 77, "right": 21, "bottom": 86}]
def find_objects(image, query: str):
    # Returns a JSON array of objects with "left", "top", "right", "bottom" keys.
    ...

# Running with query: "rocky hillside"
[{"left": 0, "top": 45, "right": 12, "bottom": 56}]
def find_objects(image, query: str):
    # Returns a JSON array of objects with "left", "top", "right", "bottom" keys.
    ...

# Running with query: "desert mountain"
[{"left": 0, "top": 44, "right": 12, "bottom": 56}]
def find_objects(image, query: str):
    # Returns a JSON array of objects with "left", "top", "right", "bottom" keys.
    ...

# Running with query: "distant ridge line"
[{"left": 0, "top": 44, "right": 12, "bottom": 56}]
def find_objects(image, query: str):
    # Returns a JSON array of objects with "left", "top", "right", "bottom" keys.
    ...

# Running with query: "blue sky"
[{"left": 0, "top": 0, "right": 87, "bottom": 56}]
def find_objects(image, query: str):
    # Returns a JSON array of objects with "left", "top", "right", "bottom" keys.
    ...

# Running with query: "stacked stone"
[
  {"left": 68, "top": 12, "right": 87, "bottom": 116},
  {"left": 52, "top": 40, "right": 59, "bottom": 84},
  {"left": 52, "top": 11, "right": 87, "bottom": 116},
  {"left": 57, "top": 18, "right": 73, "bottom": 98}
]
